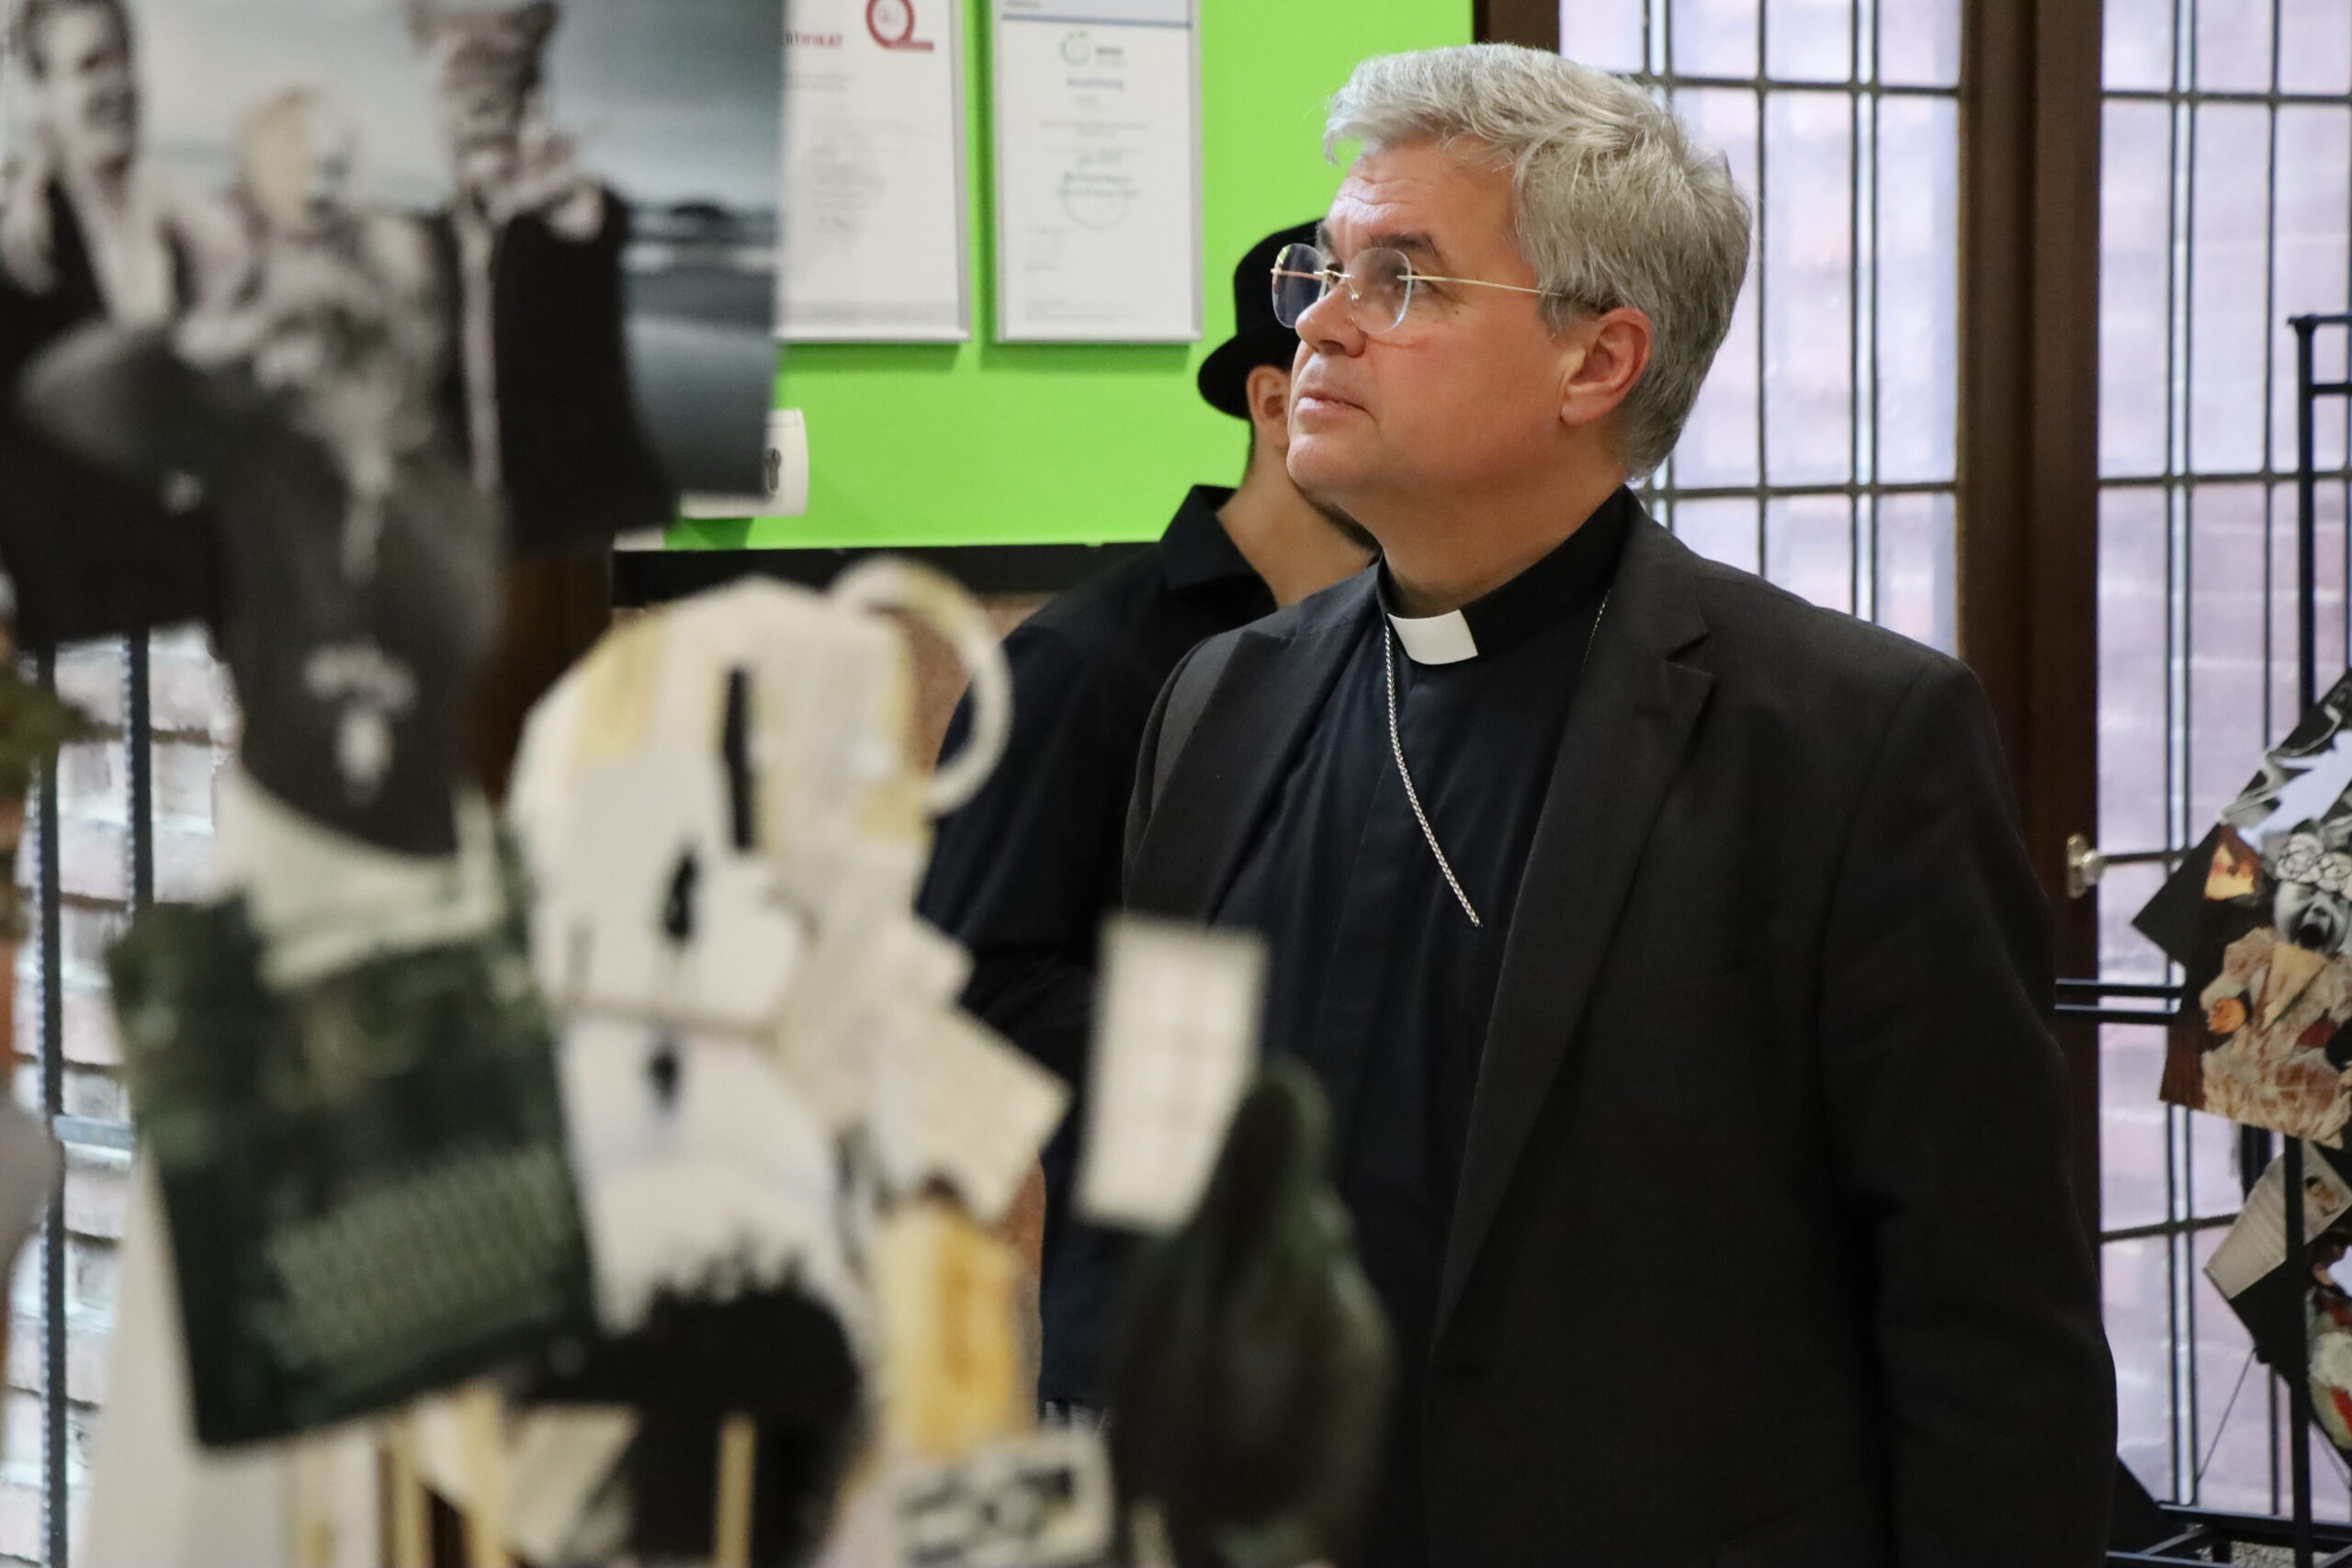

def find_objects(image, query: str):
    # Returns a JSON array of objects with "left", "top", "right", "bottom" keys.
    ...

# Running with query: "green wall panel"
[{"left": 681, "top": 0, "right": 1471, "bottom": 551}]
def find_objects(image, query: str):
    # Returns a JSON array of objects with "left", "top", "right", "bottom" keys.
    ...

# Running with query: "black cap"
[{"left": 1196, "top": 219, "right": 1319, "bottom": 421}]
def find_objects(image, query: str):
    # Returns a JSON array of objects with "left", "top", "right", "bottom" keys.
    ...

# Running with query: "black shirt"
[
  {"left": 918, "top": 485, "right": 1276, "bottom": 1400},
  {"left": 1215, "top": 488, "right": 1632, "bottom": 1568}
]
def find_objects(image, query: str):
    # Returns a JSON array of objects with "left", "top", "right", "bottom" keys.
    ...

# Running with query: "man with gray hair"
[{"left": 1119, "top": 44, "right": 2113, "bottom": 1566}]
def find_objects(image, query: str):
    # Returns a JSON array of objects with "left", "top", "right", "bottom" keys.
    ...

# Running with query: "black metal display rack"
[{"left": 2093, "top": 314, "right": 2352, "bottom": 1568}]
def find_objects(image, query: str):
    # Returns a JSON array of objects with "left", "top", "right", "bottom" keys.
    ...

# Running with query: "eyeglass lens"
[{"left": 1269, "top": 243, "right": 1413, "bottom": 333}]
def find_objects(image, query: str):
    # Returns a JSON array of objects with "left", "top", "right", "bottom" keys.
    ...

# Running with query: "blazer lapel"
[
  {"left": 1129, "top": 575, "right": 1375, "bottom": 920},
  {"left": 1434, "top": 520, "right": 1715, "bottom": 1349}
]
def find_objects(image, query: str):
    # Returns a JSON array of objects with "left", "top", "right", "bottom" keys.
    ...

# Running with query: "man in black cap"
[{"left": 919, "top": 220, "right": 1373, "bottom": 1413}]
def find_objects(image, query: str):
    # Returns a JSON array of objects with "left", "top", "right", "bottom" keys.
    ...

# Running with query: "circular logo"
[
  {"left": 1058, "top": 169, "right": 1129, "bottom": 231},
  {"left": 1060, "top": 29, "right": 1091, "bottom": 65},
  {"left": 866, "top": 0, "right": 915, "bottom": 46}
]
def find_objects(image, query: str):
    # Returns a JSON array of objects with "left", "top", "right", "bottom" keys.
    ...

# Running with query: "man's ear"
[
  {"left": 1557, "top": 306, "right": 1654, "bottom": 436},
  {"left": 1246, "top": 363, "right": 1292, "bottom": 459}
]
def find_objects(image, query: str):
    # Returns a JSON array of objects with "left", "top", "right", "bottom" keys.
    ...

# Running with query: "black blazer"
[
  {"left": 0, "top": 179, "right": 220, "bottom": 648},
  {"left": 425, "top": 192, "right": 673, "bottom": 552},
  {"left": 1124, "top": 514, "right": 2116, "bottom": 1567}
]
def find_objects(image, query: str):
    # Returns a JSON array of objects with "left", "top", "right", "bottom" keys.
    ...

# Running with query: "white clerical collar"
[{"left": 1387, "top": 608, "right": 1479, "bottom": 665}]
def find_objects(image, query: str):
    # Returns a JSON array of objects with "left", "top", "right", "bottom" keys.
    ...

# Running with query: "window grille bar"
[
  {"left": 2104, "top": 1213, "right": 2240, "bottom": 1246},
  {"left": 35, "top": 645, "right": 64, "bottom": 1568},
  {"left": 127, "top": 634, "right": 152, "bottom": 912},
  {"left": 2165, "top": 0, "right": 2197, "bottom": 1500},
  {"left": 1632, "top": 69, "right": 1955, "bottom": 97}
]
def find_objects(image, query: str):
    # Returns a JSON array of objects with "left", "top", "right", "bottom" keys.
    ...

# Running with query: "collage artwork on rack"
[{"left": 2142, "top": 671, "right": 2352, "bottom": 1479}]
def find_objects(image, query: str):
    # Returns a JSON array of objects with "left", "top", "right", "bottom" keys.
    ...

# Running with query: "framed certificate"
[
  {"left": 781, "top": 0, "right": 973, "bottom": 341},
  {"left": 990, "top": 0, "right": 1203, "bottom": 344}
]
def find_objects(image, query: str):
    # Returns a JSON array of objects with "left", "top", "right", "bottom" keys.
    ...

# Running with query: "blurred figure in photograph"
[
  {"left": 407, "top": 0, "right": 671, "bottom": 547},
  {"left": 0, "top": 0, "right": 243, "bottom": 646},
  {"left": 25, "top": 89, "right": 496, "bottom": 860}
]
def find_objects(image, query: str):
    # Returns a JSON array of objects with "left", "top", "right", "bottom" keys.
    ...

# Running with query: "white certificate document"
[
  {"left": 781, "top": 0, "right": 971, "bottom": 341},
  {"left": 991, "top": 0, "right": 1202, "bottom": 343}
]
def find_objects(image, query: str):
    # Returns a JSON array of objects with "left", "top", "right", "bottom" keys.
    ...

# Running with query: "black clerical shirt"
[
  {"left": 1215, "top": 489, "right": 1632, "bottom": 1568},
  {"left": 918, "top": 484, "right": 1275, "bottom": 1402}
]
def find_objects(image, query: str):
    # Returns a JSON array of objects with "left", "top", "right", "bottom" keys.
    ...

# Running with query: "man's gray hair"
[{"left": 1327, "top": 44, "right": 1752, "bottom": 476}]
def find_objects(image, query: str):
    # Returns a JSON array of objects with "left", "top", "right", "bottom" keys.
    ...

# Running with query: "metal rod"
[
  {"left": 2245, "top": 1124, "right": 2278, "bottom": 1206},
  {"left": 2103, "top": 1213, "right": 2241, "bottom": 1246},
  {"left": 2303, "top": 319, "right": 2323, "bottom": 719},
  {"left": 2094, "top": 849, "right": 2187, "bottom": 867},
  {"left": 35, "top": 649, "right": 63, "bottom": 1568},
  {"left": 126, "top": 633, "right": 151, "bottom": 911},
  {"left": 2300, "top": 317, "right": 2331, "bottom": 732},
  {"left": 2165, "top": 11, "right": 2195, "bottom": 1483},
  {"left": 2289, "top": 1135, "right": 2317, "bottom": 1565},
  {"left": 2290, "top": 310, "right": 2324, "bottom": 1568},
  {"left": 2054, "top": 979, "right": 2187, "bottom": 998}
]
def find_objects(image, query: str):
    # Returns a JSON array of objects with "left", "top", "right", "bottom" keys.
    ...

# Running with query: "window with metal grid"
[
  {"left": 2095, "top": 0, "right": 2352, "bottom": 1520},
  {"left": 1560, "top": 0, "right": 1962, "bottom": 653},
  {"left": 6, "top": 633, "right": 228, "bottom": 1568}
]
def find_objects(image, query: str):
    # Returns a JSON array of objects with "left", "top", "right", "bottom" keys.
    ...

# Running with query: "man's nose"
[{"left": 1294, "top": 280, "right": 1363, "bottom": 356}]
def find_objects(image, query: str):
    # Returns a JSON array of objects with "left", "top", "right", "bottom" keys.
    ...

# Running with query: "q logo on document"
[{"left": 866, "top": 0, "right": 934, "bottom": 50}]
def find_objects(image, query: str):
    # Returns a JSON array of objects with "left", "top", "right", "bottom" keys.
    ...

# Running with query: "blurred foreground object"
[
  {"left": 507, "top": 561, "right": 1078, "bottom": 1565},
  {"left": 106, "top": 841, "right": 594, "bottom": 1445},
  {"left": 1108, "top": 1059, "right": 1392, "bottom": 1568},
  {"left": 1080, "top": 916, "right": 1264, "bottom": 1233}
]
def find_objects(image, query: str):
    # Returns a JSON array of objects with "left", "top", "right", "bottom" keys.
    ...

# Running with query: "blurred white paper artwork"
[
  {"left": 869, "top": 1006, "right": 1069, "bottom": 1225},
  {"left": 510, "top": 580, "right": 913, "bottom": 1337},
  {"left": 1079, "top": 916, "right": 1265, "bottom": 1232},
  {"left": 545, "top": 746, "right": 807, "bottom": 1029},
  {"left": 511, "top": 579, "right": 918, "bottom": 1020},
  {"left": 559, "top": 1016, "right": 859, "bottom": 1331},
  {"left": 508, "top": 563, "right": 1028, "bottom": 1360},
  {"left": 774, "top": 908, "right": 971, "bottom": 1130}
]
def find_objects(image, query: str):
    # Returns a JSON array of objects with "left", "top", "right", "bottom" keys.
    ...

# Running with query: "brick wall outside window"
[{"left": 3, "top": 630, "right": 233, "bottom": 1566}]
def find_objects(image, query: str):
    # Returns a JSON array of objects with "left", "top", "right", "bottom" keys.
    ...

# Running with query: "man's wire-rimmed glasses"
[{"left": 1269, "top": 241, "right": 1573, "bottom": 334}]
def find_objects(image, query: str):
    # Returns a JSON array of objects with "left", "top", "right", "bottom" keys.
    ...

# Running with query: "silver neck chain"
[{"left": 1381, "top": 591, "right": 1611, "bottom": 929}]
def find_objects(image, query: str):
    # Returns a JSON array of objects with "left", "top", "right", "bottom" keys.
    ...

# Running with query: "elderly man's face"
[
  {"left": 35, "top": 5, "right": 139, "bottom": 177},
  {"left": 1287, "top": 142, "right": 1582, "bottom": 522}
]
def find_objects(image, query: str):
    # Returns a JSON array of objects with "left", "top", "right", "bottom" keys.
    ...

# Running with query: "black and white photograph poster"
[
  {"left": 0, "top": 0, "right": 781, "bottom": 638},
  {"left": 0, "top": 0, "right": 780, "bottom": 852}
]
